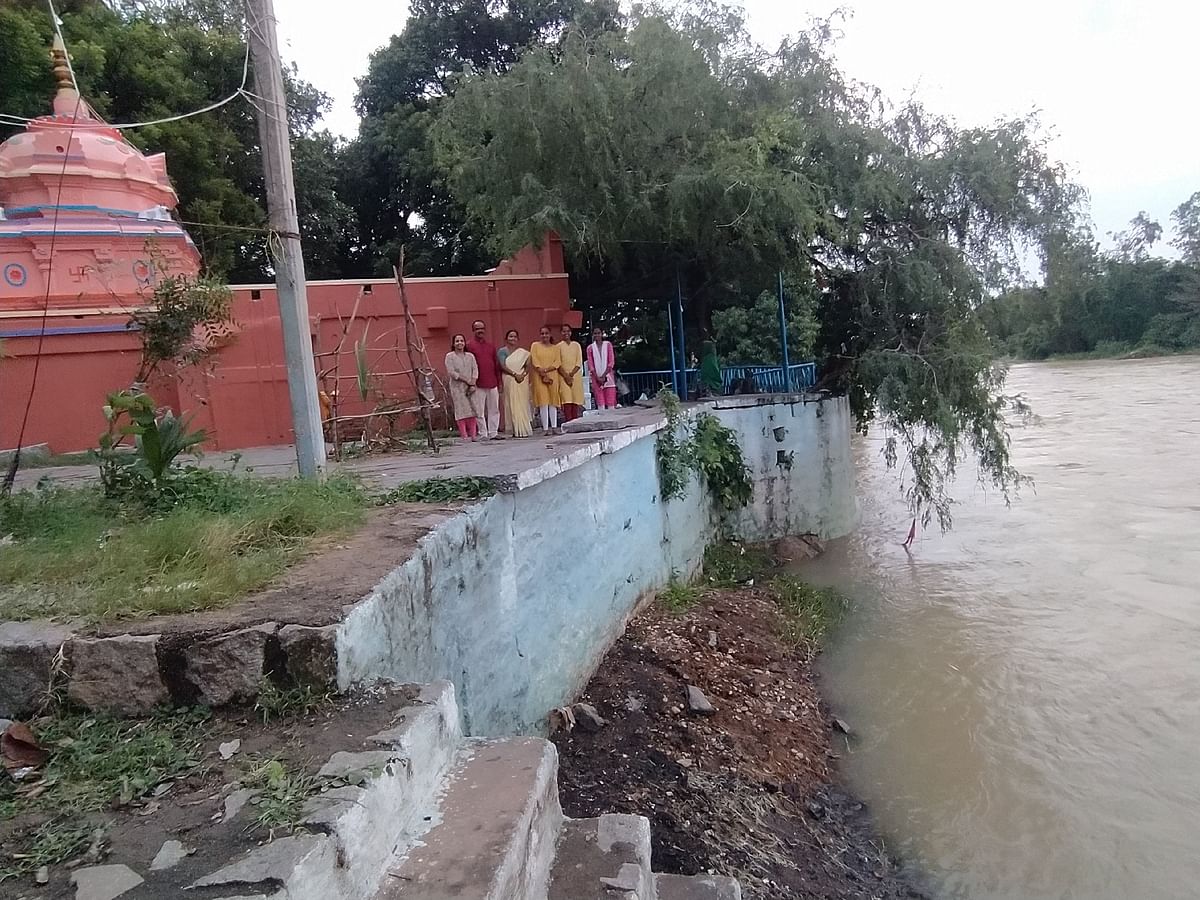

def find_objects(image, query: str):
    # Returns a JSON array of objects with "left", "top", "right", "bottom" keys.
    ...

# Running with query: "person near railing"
[
  {"left": 588, "top": 326, "right": 617, "bottom": 409},
  {"left": 557, "top": 324, "right": 585, "bottom": 424},
  {"left": 698, "top": 340, "right": 723, "bottom": 398}
]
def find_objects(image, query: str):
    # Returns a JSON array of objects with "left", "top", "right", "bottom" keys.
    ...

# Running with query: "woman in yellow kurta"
[
  {"left": 556, "top": 324, "right": 585, "bottom": 423},
  {"left": 530, "top": 325, "right": 562, "bottom": 433},
  {"left": 499, "top": 329, "right": 533, "bottom": 438}
]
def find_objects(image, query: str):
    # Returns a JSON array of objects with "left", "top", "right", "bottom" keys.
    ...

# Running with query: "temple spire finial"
[
  {"left": 49, "top": 33, "right": 93, "bottom": 120},
  {"left": 50, "top": 34, "right": 74, "bottom": 94}
]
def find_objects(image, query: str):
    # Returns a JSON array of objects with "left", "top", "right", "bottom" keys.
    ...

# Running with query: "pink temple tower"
[
  {"left": 0, "top": 36, "right": 199, "bottom": 310},
  {"left": 0, "top": 38, "right": 201, "bottom": 453}
]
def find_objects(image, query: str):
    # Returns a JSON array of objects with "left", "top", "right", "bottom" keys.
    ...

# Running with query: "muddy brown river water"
[{"left": 803, "top": 356, "right": 1200, "bottom": 900}]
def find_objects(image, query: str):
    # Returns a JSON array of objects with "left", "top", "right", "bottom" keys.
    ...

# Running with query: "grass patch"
[
  {"left": 658, "top": 576, "right": 703, "bottom": 613},
  {"left": 768, "top": 575, "right": 848, "bottom": 646},
  {"left": 701, "top": 540, "right": 772, "bottom": 588},
  {"left": 254, "top": 681, "right": 331, "bottom": 725},
  {"left": 1, "top": 821, "right": 93, "bottom": 881},
  {"left": 32, "top": 708, "right": 210, "bottom": 809},
  {"left": 0, "top": 474, "right": 368, "bottom": 621},
  {"left": 0, "top": 708, "right": 210, "bottom": 880},
  {"left": 379, "top": 475, "right": 497, "bottom": 504},
  {"left": 241, "top": 757, "right": 320, "bottom": 836}
]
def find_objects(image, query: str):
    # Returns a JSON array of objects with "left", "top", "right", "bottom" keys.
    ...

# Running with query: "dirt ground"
[
  {"left": 0, "top": 686, "right": 417, "bottom": 899},
  {"left": 552, "top": 587, "right": 930, "bottom": 900}
]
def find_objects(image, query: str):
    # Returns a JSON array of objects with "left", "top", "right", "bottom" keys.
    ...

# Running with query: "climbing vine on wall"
[{"left": 655, "top": 389, "right": 752, "bottom": 511}]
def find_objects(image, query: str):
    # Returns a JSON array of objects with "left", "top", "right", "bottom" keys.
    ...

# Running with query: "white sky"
[{"left": 275, "top": 0, "right": 1199, "bottom": 249}]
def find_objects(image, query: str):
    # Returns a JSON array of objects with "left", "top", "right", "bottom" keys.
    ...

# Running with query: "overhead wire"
[{"left": 0, "top": 15, "right": 252, "bottom": 132}]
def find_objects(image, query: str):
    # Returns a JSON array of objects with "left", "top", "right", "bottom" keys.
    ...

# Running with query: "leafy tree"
[
  {"left": 985, "top": 203, "right": 1200, "bottom": 359},
  {"left": 712, "top": 285, "right": 818, "bottom": 366},
  {"left": 0, "top": 0, "right": 353, "bottom": 281},
  {"left": 1172, "top": 192, "right": 1200, "bottom": 267},
  {"left": 434, "top": 7, "right": 1081, "bottom": 528},
  {"left": 341, "top": 0, "right": 620, "bottom": 276},
  {"left": 1110, "top": 211, "right": 1162, "bottom": 262}
]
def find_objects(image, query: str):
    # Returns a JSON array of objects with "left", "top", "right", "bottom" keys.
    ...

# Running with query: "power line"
[{"left": 0, "top": 22, "right": 251, "bottom": 132}]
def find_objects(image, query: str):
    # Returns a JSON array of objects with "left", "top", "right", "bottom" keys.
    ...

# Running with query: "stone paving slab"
[{"left": 8, "top": 406, "right": 664, "bottom": 494}]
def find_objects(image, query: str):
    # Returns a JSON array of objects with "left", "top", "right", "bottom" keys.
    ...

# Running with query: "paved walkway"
[{"left": 11, "top": 406, "right": 667, "bottom": 494}]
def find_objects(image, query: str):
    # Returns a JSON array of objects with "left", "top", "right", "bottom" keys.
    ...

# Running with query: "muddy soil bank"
[{"left": 551, "top": 585, "right": 930, "bottom": 900}]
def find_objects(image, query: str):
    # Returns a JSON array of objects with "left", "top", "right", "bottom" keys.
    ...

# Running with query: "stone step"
[
  {"left": 377, "top": 736, "right": 563, "bottom": 900},
  {"left": 547, "top": 814, "right": 653, "bottom": 899},
  {"left": 187, "top": 680, "right": 464, "bottom": 900},
  {"left": 654, "top": 873, "right": 743, "bottom": 900}
]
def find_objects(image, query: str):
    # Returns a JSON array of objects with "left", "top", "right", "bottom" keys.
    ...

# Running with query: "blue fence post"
[
  {"left": 778, "top": 271, "right": 791, "bottom": 389},
  {"left": 666, "top": 297, "right": 679, "bottom": 397},
  {"left": 675, "top": 270, "right": 687, "bottom": 399}
]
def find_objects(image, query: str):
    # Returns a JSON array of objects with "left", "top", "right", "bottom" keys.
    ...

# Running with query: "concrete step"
[
  {"left": 654, "top": 873, "right": 743, "bottom": 900},
  {"left": 547, "top": 814, "right": 653, "bottom": 899},
  {"left": 378, "top": 736, "right": 563, "bottom": 900},
  {"left": 187, "top": 680, "right": 465, "bottom": 900}
]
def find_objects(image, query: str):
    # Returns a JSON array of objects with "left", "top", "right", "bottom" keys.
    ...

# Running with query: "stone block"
[
  {"left": 0, "top": 622, "right": 73, "bottom": 718},
  {"left": 183, "top": 623, "right": 277, "bottom": 707},
  {"left": 70, "top": 864, "right": 144, "bottom": 900},
  {"left": 317, "top": 749, "right": 400, "bottom": 784},
  {"left": 68, "top": 634, "right": 167, "bottom": 715},
  {"left": 189, "top": 834, "right": 330, "bottom": 890},
  {"left": 278, "top": 624, "right": 338, "bottom": 690}
]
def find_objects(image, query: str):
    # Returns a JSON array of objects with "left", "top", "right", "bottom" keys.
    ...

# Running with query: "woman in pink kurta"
[
  {"left": 587, "top": 327, "right": 617, "bottom": 409},
  {"left": 445, "top": 333, "right": 483, "bottom": 441}
]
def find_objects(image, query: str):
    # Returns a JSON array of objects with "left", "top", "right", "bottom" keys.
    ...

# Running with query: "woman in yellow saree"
[{"left": 499, "top": 329, "right": 533, "bottom": 438}]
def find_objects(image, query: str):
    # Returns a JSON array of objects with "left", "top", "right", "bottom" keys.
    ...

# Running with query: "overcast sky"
[{"left": 276, "top": 0, "right": 1199, "bottom": 250}]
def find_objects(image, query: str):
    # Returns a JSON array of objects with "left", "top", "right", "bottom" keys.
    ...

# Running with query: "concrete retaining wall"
[{"left": 336, "top": 395, "right": 856, "bottom": 735}]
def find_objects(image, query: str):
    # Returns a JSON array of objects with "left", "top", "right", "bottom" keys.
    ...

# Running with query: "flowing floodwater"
[{"left": 804, "top": 356, "right": 1200, "bottom": 900}]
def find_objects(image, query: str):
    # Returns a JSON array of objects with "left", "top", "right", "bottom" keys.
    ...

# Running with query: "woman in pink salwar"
[
  {"left": 445, "top": 333, "right": 483, "bottom": 441},
  {"left": 587, "top": 326, "right": 617, "bottom": 409}
]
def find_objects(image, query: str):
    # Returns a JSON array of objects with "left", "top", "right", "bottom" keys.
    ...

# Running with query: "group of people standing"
[{"left": 444, "top": 320, "right": 618, "bottom": 441}]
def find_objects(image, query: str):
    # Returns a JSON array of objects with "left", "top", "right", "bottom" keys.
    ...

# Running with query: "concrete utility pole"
[{"left": 245, "top": 0, "right": 325, "bottom": 477}]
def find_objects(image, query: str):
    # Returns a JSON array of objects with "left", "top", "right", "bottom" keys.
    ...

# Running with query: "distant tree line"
[{"left": 979, "top": 196, "right": 1200, "bottom": 359}]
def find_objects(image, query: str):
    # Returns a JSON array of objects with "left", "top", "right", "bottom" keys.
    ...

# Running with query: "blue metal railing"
[{"left": 617, "top": 362, "right": 816, "bottom": 400}]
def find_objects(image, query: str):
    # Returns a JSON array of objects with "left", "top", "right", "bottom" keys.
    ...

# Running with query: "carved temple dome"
[{"left": 0, "top": 37, "right": 199, "bottom": 307}]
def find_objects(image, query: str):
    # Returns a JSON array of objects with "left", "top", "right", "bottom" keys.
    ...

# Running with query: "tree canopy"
[
  {"left": 338, "top": 0, "right": 620, "bottom": 275},
  {"left": 980, "top": 205, "right": 1200, "bottom": 360},
  {"left": 434, "top": 4, "right": 1082, "bottom": 527},
  {"left": 0, "top": 0, "right": 351, "bottom": 282}
]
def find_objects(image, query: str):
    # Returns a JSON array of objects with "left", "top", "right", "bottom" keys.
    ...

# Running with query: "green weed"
[
  {"left": 701, "top": 540, "right": 771, "bottom": 588},
  {"left": 0, "top": 821, "right": 93, "bottom": 882},
  {"left": 241, "top": 757, "right": 319, "bottom": 836},
  {"left": 658, "top": 576, "right": 702, "bottom": 613},
  {"left": 769, "top": 575, "right": 847, "bottom": 645},
  {"left": 0, "top": 709, "right": 210, "bottom": 881},
  {"left": 254, "top": 682, "right": 330, "bottom": 724},
  {"left": 379, "top": 476, "right": 497, "bottom": 504}
]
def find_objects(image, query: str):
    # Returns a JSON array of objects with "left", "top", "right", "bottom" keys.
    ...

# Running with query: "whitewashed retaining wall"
[{"left": 336, "top": 394, "right": 856, "bottom": 735}]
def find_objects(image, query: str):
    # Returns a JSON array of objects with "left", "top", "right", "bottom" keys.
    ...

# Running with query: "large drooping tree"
[
  {"left": 434, "top": 4, "right": 1083, "bottom": 526},
  {"left": 340, "top": 0, "right": 620, "bottom": 276},
  {"left": 0, "top": 0, "right": 354, "bottom": 281}
]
